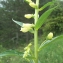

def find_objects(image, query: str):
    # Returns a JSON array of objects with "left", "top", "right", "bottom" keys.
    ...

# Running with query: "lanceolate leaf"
[
  {"left": 12, "top": 19, "right": 23, "bottom": 26},
  {"left": 35, "top": 7, "right": 56, "bottom": 30},
  {"left": 39, "top": 2, "right": 53, "bottom": 11},
  {"left": 0, "top": 50, "right": 23, "bottom": 57},
  {"left": 30, "top": 60, "right": 41, "bottom": 63},
  {"left": 38, "top": 35, "right": 63, "bottom": 52}
]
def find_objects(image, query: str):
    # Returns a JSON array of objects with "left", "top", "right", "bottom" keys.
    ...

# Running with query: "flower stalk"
[
  {"left": 34, "top": 0, "right": 39, "bottom": 63},
  {"left": 12, "top": 0, "right": 58, "bottom": 63}
]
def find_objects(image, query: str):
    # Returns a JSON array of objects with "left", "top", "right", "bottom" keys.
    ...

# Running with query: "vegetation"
[
  {"left": 0, "top": 0, "right": 63, "bottom": 63},
  {"left": 0, "top": 35, "right": 63, "bottom": 63}
]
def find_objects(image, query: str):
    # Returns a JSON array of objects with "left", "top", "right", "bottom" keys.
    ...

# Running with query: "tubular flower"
[
  {"left": 25, "top": 0, "right": 32, "bottom": 3},
  {"left": 23, "top": 23, "right": 35, "bottom": 28},
  {"left": 47, "top": 32, "right": 53, "bottom": 40},
  {"left": 29, "top": 2, "right": 37, "bottom": 8},
  {"left": 20, "top": 27, "right": 32, "bottom": 33},
  {"left": 20, "top": 23, "right": 35, "bottom": 33},
  {"left": 24, "top": 14, "right": 34, "bottom": 19}
]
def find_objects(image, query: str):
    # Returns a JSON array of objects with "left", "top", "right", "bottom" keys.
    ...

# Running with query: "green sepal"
[
  {"left": 29, "top": 29, "right": 34, "bottom": 33},
  {"left": 38, "top": 35, "right": 63, "bottom": 52},
  {"left": 35, "top": 7, "right": 57, "bottom": 30},
  {"left": 12, "top": 19, "right": 23, "bottom": 26},
  {"left": 0, "top": 50, "right": 23, "bottom": 57}
]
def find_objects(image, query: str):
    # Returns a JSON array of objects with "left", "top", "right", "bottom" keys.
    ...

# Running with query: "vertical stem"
[{"left": 34, "top": 0, "right": 39, "bottom": 63}]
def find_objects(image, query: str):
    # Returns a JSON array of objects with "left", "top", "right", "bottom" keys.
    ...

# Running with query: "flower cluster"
[
  {"left": 20, "top": 23, "right": 35, "bottom": 33},
  {"left": 26, "top": 0, "right": 32, "bottom": 3},
  {"left": 23, "top": 43, "right": 32, "bottom": 58},
  {"left": 24, "top": 0, "right": 37, "bottom": 19}
]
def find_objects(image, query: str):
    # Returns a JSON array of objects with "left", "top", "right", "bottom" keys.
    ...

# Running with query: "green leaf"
[
  {"left": 35, "top": 7, "right": 56, "bottom": 30},
  {"left": 0, "top": 50, "right": 23, "bottom": 57},
  {"left": 30, "top": 60, "right": 41, "bottom": 63},
  {"left": 27, "top": 55, "right": 35, "bottom": 60},
  {"left": 12, "top": 19, "right": 23, "bottom": 26},
  {"left": 38, "top": 60, "right": 41, "bottom": 63},
  {"left": 39, "top": 2, "right": 53, "bottom": 11},
  {"left": 38, "top": 35, "right": 63, "bottom": 52},
  {"left": 30, "top": 60, "right": 34, "bottom": 63}
]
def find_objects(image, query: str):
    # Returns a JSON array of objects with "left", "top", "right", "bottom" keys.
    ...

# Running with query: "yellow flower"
[
  {"left": 20, "top": 27, "right": 31, "bottom": 33},
  {"left": 24, "top": 43, "right": 32, "bottom": 50},
  {"left": 23, "top": 51, "right": 28, "bottom": 58},
  {"left": 24, "top": 14, "right": 34, "bottom": 19},
  {"left": 28, "top": 43, "right": 32, "bottom": 47},
  {"left": 29, "top": 2, "right": 37, "bottom": 8},
  {"left": 23, "top": 43, "right": 32, "bottom": 58},
  {"left": 23, "top": 48, "right": 30, "bottom": 58},
  {"left": 20, "top": 23, "right": 34, "bottom": 33},
  {"left": 47, "top": 32, "right": 53, "bottom": 40},
  {"left": 23, "top": 23, "right": 35, "bottom": 28}
]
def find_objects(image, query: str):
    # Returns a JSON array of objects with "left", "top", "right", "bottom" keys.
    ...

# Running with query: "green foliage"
[
  {"left": 0, "top": 35, "right": 63, "bottom": 63},
  {"left": 0, "top": 56, "right": 29, "bottom": 63},
  {"left": 39, "top": 2, "right": 53, "bottom": 11},
  {"left": 42, "top": 3, "right": 63, "bottom": 35},
  {"left": 39, "top": 36, "right": 63, "bottom": 63},
  {"left": 35, "top": 7, "right": 56, "bottom": 30},
  {"left": 0, "top": 50, "right": 23, "bottom": 57},
  {"left": 0, "top": 0, "right": 63, "bottom": 63},
  {"left": 38, "top": 35, "right": 63, "bottom": 51},
  {"left": 42, "top": 17, "right": 63, "bottom": 36},
  {"left": 50, "top": 6, "right": 63, "bottom": 17}
]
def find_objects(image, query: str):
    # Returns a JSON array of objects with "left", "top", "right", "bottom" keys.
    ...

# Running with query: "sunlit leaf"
[
  {"left": 12, "top": 19, "right": 23, "bottom": 26},
  {"left": 0, "top": 50, "right": 23, "bottom": 57},
  {"left": 35, "top": 7, "right": 56, "bottom": 30},
  {"left": 38, "top": 35, "right": 63, "bottom": 52},
  {"left": 39, "top": 2, "right": 53, "bottom": 11}
]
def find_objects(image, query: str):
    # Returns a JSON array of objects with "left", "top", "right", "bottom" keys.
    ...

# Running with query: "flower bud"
[
  {"left": 29, "top": 2, "right": 37, "bottom": 8},
  {"left": 23, "top": 51, "right": 28, "bottom": 58},
  {"left": 25, "top": 0, "right": 32, "bottom": 3},
  {"left": 23, "top": 43, "right": 32, "bottom": 58},
  {"left": 24, "top": 14, "right": 34, "bottom": 19},
  {"left": 47, "top": 32, "right": 53, "bottom": 40},
  {"left": 28, "top": 43, "right": 32, "bottom": 47}
]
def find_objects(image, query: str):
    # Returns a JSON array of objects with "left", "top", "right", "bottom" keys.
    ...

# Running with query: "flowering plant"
[{"left": 0, "top": 0, "right": 63, "bottom": 63}]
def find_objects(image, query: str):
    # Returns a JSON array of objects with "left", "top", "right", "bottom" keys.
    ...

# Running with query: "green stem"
[{"left": 34, "top": 0, "right": 39, "bottom": 63}]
